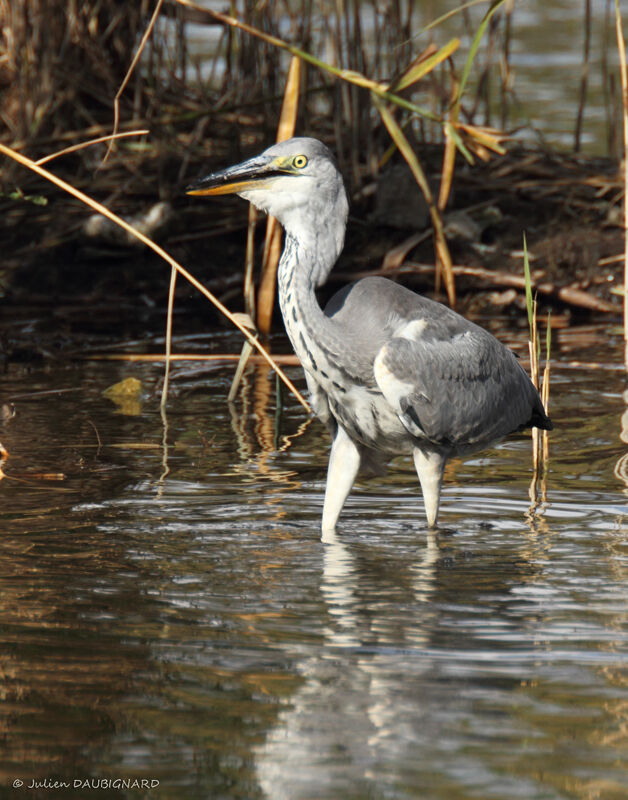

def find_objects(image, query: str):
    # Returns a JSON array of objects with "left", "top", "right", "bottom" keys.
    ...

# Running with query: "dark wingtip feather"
[{"left": 530, "top": 408, "right": 553, "bottom": 431}]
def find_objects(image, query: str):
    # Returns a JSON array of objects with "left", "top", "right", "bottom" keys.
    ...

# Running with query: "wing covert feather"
[{"left": 374, "top": 329, "right": 540, "bottom": 446}]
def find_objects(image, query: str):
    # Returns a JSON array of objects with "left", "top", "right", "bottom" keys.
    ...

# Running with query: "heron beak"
[{"left": 186, "top": 154, "right": 294, "bottom": 197}]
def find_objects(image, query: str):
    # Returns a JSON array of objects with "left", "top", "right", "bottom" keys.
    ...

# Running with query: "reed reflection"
[
  {"left": 228, "top": 362, "right": 312, "bottom": 525},
  {"left": 614, "top": 388, "right": 628, "bottom": 495}
]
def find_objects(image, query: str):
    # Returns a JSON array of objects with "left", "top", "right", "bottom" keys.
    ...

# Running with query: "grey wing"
[{"left": 373, "top": 328, "right": 543, "bottom": 448}]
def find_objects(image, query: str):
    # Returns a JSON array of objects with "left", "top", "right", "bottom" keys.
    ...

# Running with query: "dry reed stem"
[
  {"left": 389, "top": 39, "right": 460, "bottom": 92},
  {"left": 438, "top": 81, "right": 460, "bottom": 213},
  {"left": 243, "top": 203, "right": 258, "bottom": 321},
  {"left": 0, "top": 141, "right": 311, "bottom": 413},
  {"left": 523, "top": 229, "right": 548, "bottom": 480},
  {"left": 541, "top": 357, "right": 551, "bottom": 463},
  {"left": 527, "top": 309, "right": 551, "bottom": 478},
  {"left": 528, "top": 298, "right": 540, "bottom": 473},
  {"left": 615, "top": 1, "right": 628, "bottom": 366},
  {"left": 373, "top": 93, "right": 456, "bottom": 306},
  {"left": 103, "top": 0, "right": 166, "bottom": 164},
  {"left": 34, "top": 130, "right": 149, "bottom": 165},
  {"left": 227, "top": 340, "right": 255, "bottom": 403},
  {"left": 86, "top": 354, "right": 301, "bottom": 364},
  {"left": 256, "top": 56, "right": 301, "bottom": 336},
  {"left": 574, "top": 0, "right": 592, "bottom": 152},
  {"left": 228, "top": 204, "right": 259, "bottom": 402},
  {"left": 161, "top": 265, "right": 178, "bottom": 410}
]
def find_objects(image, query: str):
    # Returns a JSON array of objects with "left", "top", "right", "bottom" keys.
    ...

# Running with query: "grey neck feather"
[
  {"left": 277, "top": 233, "right": 345, "bottom": 364},
  {"left": 257, "top": 156, "right": 350, "bottom": 366},
  {"left": 278, "top": 188, "right": 347, "bottom": 289}
]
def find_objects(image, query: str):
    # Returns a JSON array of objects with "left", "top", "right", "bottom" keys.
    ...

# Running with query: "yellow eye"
[{"left": 293, "top": 155, "right": 308, "bottom": 169}]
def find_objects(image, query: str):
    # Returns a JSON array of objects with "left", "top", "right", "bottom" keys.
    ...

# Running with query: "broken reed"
[
  {"left": 615, "top": 0, "right": 628, "bottom": 364},
  {"left": 523, "top": 235, "right": 551, "bottom": 470}
]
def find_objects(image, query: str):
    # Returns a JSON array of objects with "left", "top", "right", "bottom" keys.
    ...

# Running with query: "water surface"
[{"left": 0, "top": 323, "right": 626, "bottom": 799}]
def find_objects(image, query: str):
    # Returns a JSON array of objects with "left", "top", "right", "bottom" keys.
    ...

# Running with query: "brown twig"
[
  {"left": 35, "top": 130, "right": 149, "bottom": 165},
  {"left": 103, "top": 0, "right": 166, "bottom": 164},
  {"left": 84, "top": 353, "right": 302, "bottom": 364},
  {"left": 344, "top": 261, "right": 619, "bottom": 314}
]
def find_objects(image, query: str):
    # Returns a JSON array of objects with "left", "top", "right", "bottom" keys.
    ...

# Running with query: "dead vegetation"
[{"left": 0, "top": 0, "right": 625, "bottom": 322}]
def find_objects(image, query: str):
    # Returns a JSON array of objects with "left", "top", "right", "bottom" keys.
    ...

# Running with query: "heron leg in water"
[
  {"left": 413, "top": 447, "right": 447, "bottom": 528},
  {"left": 321, "top": 425, "right": 361, "bottom": 534}
]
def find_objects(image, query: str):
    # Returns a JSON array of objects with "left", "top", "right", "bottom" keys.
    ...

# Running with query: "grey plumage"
[{"left": 188, "top": 137, "right": 552, "bottom": 533}]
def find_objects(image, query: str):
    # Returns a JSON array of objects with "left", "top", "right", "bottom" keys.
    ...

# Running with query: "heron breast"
[
  {"left": 322, "top": 380, "right": 410, "bottom": 452},
  {"left": 282, "top": 307, "right": 410, "bottom": 451}
]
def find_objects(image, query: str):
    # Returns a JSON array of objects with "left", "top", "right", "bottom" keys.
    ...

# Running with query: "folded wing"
[{"left": 374, "top": 326, "right": 547, "bottom": 449}]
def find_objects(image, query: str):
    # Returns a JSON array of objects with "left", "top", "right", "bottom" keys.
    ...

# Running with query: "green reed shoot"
[{"left": 523, "top": 233, "right": 551, "bottom": 471}]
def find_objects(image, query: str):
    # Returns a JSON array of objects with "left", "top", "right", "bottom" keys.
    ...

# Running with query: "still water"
[{"left": 0, "top": 321, "right": 626, "bottom": 799}]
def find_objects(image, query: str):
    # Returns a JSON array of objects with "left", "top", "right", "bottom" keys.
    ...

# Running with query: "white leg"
[
  {"left": 413, "top": 447, "right": 447, "bottom": 529},
  {"left": 321, "top": 426, "right": 361, "bottom": 535}
]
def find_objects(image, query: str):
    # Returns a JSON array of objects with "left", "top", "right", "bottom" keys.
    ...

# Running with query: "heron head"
[{"left": 186, "top": 137, "right": 348, "bottom": 249}]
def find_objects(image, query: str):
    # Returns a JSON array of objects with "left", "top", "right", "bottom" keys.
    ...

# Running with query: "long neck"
[{"left": 277, "top": 233, "right": 342, "bottom": 369}]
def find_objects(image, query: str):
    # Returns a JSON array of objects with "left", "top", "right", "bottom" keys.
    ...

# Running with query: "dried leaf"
[
  {"left": 391, "top": 38, "right": 460, "bottom": 92},
  {"left": 457, "top": 123, "right": 508, "bottom": 155},
  {"left": 382, "top": 233, "right": 428, "bottom": 271}
]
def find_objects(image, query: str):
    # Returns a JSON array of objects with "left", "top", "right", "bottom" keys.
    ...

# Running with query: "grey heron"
[{"left": 187, "top": 137, "right": 552, "bottom": 533}]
